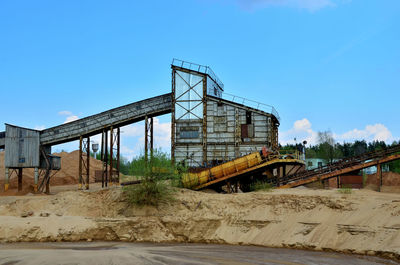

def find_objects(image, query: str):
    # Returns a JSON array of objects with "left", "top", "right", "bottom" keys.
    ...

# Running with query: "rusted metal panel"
[
  {"left": 241, "top": 124, "right": 248, "bottom": 138},
  {"left": 5, "top": 124, "right": 40, "bottom": 168}
]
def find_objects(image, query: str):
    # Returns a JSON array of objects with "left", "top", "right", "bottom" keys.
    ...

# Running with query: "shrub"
[
  {"left": 249, "top": 180, "right": 273, "bottom": 192},
  {"left": 338, "top": 185, "right": 352, "bottom": 194},
  {"left": 123, "top": 149, "right": 184, "bottom": 207}
]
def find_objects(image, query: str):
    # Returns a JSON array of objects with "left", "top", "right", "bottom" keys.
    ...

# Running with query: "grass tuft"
[
  {"left": 338, "top": 185, "right": 352, "bottom": 194},
  {"left": 249, "top": 181, "right": 273, "bottom": 192}
]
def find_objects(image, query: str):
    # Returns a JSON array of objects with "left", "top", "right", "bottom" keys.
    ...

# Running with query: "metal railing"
[
  {"left": 171, "top": 58, "right": 224, "bottom": 90},
  {"left": 221, "top": 92, "right": 280, "bottom": 122},
  {"left": 281, "top": 144, "right": 400, "bottom": 185},
  {"left": 171, "top": 59, "right": 280, "bottom": 121}
]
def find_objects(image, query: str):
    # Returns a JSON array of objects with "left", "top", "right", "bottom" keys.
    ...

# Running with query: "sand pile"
[
  {"left": 0, "top": 151, "right": 104, "bottom": 195},
  {"left": 0, "top": 188, "right": 399, "bottom": 261},
  {"left": 366, "top": 172, "right": 400, "bottom": 186},
  {"left": 364, "top": 172, "right": 400, "bottom": 193}
]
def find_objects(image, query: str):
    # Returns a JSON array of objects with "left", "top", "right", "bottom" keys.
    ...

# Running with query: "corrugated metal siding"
[
  {"left": 5, "top": 125, "right": 40, "bottom": 168},
  {"left": 173, "top": 96, "right": 277, "bottom": 167},
  {"left": 204, "top": 98, "right": 275, "bottom": 164}
]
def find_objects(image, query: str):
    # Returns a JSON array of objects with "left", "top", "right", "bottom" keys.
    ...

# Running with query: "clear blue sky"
[{"left": 1, "top": 0, "right": 399, "bottom": 158}]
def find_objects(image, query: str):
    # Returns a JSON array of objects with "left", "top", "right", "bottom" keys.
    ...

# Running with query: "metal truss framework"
[
  {"left": 78, "top": 127, "right": 121, "bottom": 190},
  {"left": 171, "top": 66, "right": 208, "bottom": 166},
  {"left": 79, "top": 136, "right": 90, "bottom": 190}
]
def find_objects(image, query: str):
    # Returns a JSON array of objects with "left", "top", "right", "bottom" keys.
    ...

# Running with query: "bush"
[
  {"left": 123, "top": 149, "right": 184, "bottom": 207},
  {"left": 249, "top": 180, "right": 273, "bottom": 192},
  {"left": 338, "top": 185, "right": 352, "bottom": 194}
]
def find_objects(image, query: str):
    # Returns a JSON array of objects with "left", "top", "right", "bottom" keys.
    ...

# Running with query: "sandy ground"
[
  {"left": 0, "top": 242, "right": 397, "bottom": 265},
  {"left": 0, "top": 187, "right": 399, "bottom": 262}
]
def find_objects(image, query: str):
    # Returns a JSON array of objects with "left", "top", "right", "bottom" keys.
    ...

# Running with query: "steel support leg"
[
  {"left": 34, "top": 167, "right": 38, "bottom": 192},
  {"left": 145, "top": 116, "right": 154, "bottom": 162},
  {"left": 79, "top": 136, "right": 90, "bottom": 190},
  {"left": 117, "top": 127, "right": 120, "bottom": 184},
  {"left": 377, "top": 163, "right": 382, "bottom": 192},
  {"left": 109, "top": 127, "right": 113, "bottom": 186},
  {"left": 79, "top": 136, "right": 83, "bottom": 189},
  {"left": 4, "top": 168, "right": 9, "bottom": 192},
  {"left": 145, "top": 116, "right": 148, "bottom": 162},
  {"left": 18, "top": 168, "right": 23, "bottom": 192},
  {"left": 86, "top": 137, "right": 90, "bottom": 190},
  {"left": 45, "top": 176, "right": 50, "bottom": 194},
  {"left": 150, "top": 117, "right": 153, "bottom": 159},
  {"left": 102, "top": 129, "right": 108, "bottom": 188}
]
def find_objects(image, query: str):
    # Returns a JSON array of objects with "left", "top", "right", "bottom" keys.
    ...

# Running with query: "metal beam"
[
  {"left": 40, "top": 93, "right": 172, "bottom": 146},
  {"left": 79, "top": 136, "right": 90, "bottom": 190},
  {"left": 278, "top": 153, "right": 400, "bottom": 189}
]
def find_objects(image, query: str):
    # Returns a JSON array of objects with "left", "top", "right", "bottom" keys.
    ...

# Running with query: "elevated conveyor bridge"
[{"left": 277, "top": 144, "right": 400, "bottom": 190}]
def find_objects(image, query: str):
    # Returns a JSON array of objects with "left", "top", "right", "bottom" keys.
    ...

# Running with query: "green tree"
[{"left": 316, "top": 131, "right": 342, "bottom": 163}]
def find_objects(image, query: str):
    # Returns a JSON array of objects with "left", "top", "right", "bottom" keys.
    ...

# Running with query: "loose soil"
[{"left": 1, "top": 151, "right": 400, "bottom": 262}]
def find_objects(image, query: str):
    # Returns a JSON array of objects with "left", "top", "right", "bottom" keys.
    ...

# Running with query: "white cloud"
[
  {"left": 334, "top": 124, "right": 393, "bottom": 143},
  {"left": 34, "top": 125, "right": 46, "bottom": 130},
  {"left": 121, "top": 124, "right": 143, "bottom": 137},
  {"left": 58, "top": 110, "right": 79, "bottom": 124},
  {"left": 58, "top": 110, "right": 73, "bottom": 116},
  {"left": 237, "top": 0, "right": 335, "bottom": 11},
  {"left": 104, "top": 117, "right": 170, "bottom": 159},
  {"left": 280, "top": 118, "right": 395, "bottom": 146},
  {"left": 280, "top": 118, "right": 318, "bottom": 145},
  {"left": 63, "top": 115, "right": 79, "bottom": 124}
]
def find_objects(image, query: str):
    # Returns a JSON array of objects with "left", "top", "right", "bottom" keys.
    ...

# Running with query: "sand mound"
[
  {"left": 366, "top": 171, "right": 400, "bottom": 186},
  {"left": 0, "top": 151, "right": 104, "bottom": 195},
  {"left": 0, "top": 188, "right": 399, "bottom": 261}
]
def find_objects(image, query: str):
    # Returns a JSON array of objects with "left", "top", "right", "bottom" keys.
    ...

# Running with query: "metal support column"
[
  {"left": 377, "top": 163, "right": 382, "bottom": 192},
  {"left": 34, "top": 167, "right": 38, "bottom": 193},
  {"left": 109, "top": 126, "right": 113, "bottom": 186},
  {"left": 102, "top": 129, "right": 108, "bottom": 188},
  {"left": 117, "top": 127, "right": 120, "bottom": 184},
  {"left": 108, "top": 126, "right": 120, "bottom": 185},
  {"left": 4, "top": 168, "right": 9, "bottom": 192},
  {"left": 276, "top": 167, "right": 281, "bottom": 187},
  {"left": 145, "top": 116, "right": 148, "bottom": 162},
  {"left": 18, "top": 168, "right": 23, "bottom": 192},
  {"left": 79, "top": 136, "right": 90, "bottom": 190},
  {"left": 171, "top": 71, "right": 175, "bottom": 164},
  {"left": 79, "top": 137, "right": 82, "bottom": 189},
  {"left": 202, "top": 76, "right": 207, "bottom": 166},
  {"left": 145, "top": 116, "right": 154, "bottom": 162},
  {"left": 45, "top": 174, "right": 50, "bottom": 194},
  {"left": 150, "top": 118, "right": 153, "bottom": 159},
  {"left": 86, "top": 137, "right": 90, "bottom": 189}
]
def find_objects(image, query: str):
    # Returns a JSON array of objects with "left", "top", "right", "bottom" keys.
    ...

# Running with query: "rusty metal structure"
[
  {"left": 277, "top": 144, "right": 400, "bottom": 190},
  {"left": 1, "top": 94, "right": 170, "bottom": 193},
  {"left": 182, "top": 148, "right": 305, "bottom": 192},
  {"left": 0, "top": 59, "right": 302, "bottom": 193},
  {"left": 171, "top": 59, "right": 280, "bottom": 168}
]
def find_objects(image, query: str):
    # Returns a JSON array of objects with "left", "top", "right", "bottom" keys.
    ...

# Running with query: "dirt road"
[{"left": 0, "top": 242, "right": 397, "bottom": 265}]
